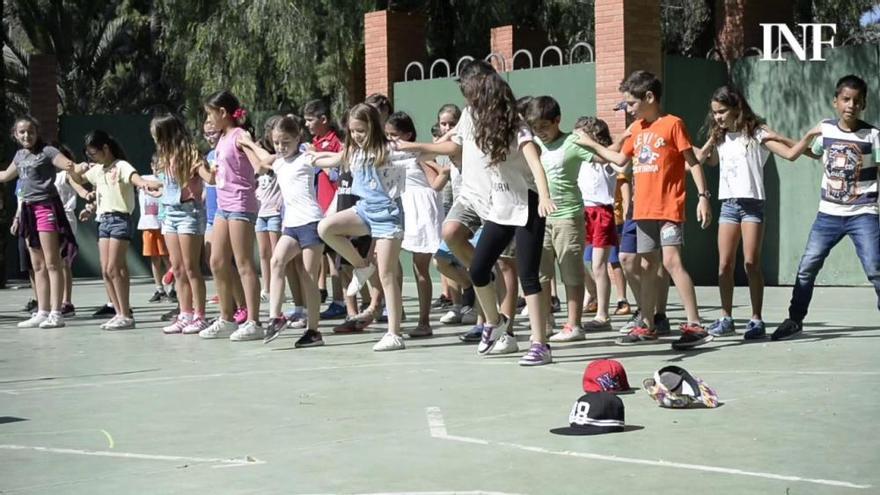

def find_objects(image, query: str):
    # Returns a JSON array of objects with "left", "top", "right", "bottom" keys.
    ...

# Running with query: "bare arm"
[
  {"left": 420, "top": 160, "right": 450, "bottom": 192},
  {"left": 67, "top": 173, "right": 91, "bottom": 199},
  {"left": 572, "top": 130, "right": 630, "bottom": 173},
  {"left": 396, "top": 139, "right": 461, "bottom": 157},
  {"left": 522, "top": 141, "right": 557, "bottom": 217},
  {"left": 573, "top": 133, "right": 629, "bottom": 166},
  {"left": 51, "top": 153, "right": 82, "bottom": 173},
  {"left": 237, "top": 132, "right": 273, "bottom": 174},
  {"left": 0, "top": 163, "right": 19, "bottom": 183},
  {"left": 694, "top": 136, "right": 718, "bottom": 166},
  {"left": 308, "top": 151, "right": 345, "bottom": 169},
  {"left": 762, "top": 124, "right": 822, "bottom": 161},
  {"left": 682, "top": 149, "right": 712, "bottom": 229}
]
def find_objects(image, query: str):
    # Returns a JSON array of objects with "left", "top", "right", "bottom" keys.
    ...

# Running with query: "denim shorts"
[
  {"left": 719, "top": 198, "right": 765, "bottom": 224},
  {"left": 215, "top": 208, "right": 258, "bottom": 224},
  {"left": 435, "top": 229, "right": 483, "bottom": 268},
  {"left": 163, "top": 202, "right": 207, "bottom": 236},
  {"left": 98, "top": 213, "right": 133, "bottom": 240},
  {"left": 255, "top": 214, "right": 282, "bottom": 233},
  {"left": 355, "top": 199, "right": 404, "bottom": 240},
  {"left": 282, "top": 221, "right": 322, "bottom": 249}
]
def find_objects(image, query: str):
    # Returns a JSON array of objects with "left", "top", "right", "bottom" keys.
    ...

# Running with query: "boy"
[
  {"left": 774, "top": 74, "right": 880, "bottom": 340},
  {"left": 138, "top": 159, "right": 171, "bottom": 303},
  {"left": 580, "top": 70, "right": 714, "bottom": 350}
]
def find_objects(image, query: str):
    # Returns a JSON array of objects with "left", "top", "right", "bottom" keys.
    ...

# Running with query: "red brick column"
[
  {"left": 490, "top": 25, "right": 548, "bottom": 71},
  {"left": 364, "top": 10, "right": 426, "bottom": 101},
  {"left": 28, "top": 54, "right": 59, "bottom": 142},
  {"left": 595, "top": 0, "right": 662, "bottom": 136},
  {"left": 715, "top": 0, "right": 794, "bottom": 61}
]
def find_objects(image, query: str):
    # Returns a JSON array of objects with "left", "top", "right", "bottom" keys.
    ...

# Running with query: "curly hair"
[
  {"left": 702, "top": 86, "right": 763, "bottom": 144},
  {"left": 458, "top": 60, "right": 519, "bottom": 164}
]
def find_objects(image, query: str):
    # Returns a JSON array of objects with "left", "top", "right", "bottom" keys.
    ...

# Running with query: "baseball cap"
[
  {"left": 613, "top": 100, "right": 627, "bottom": 111},
  {"left": 643, "top": 365, "right": 719, "bottom": 408},
  {"left": 582, "top": 359, "right": 631, "bottom": 393},
  {"left": 550, "top": 392, "right": 625, "bottom": 436}
]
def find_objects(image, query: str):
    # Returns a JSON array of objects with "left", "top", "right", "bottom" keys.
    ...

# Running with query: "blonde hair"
[
  {"left": 150, "top": 114, "right": 203, "bottom": 187},
  {"left": 342, "top": 103, "right": 389, "bottom": 167}
]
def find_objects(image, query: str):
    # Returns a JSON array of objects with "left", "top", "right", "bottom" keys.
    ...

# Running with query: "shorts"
[
  {"left": 540, "top": 216, "right": 586, "bottom": 285},
  {"left": 584, "top": 205, "right": 618, "bottom": 248},
  {"left": 142, "top": 229, "right": 168, "bottom": 257},
  {"left": 619, "top": 219, "right": 638, "bottom": 254},
  {"left": 435, "top": 229, "right": 483, "bottom": 268},
  {"left": 282, "top": 221, "right": 323, "bottom": 249},
  {"left": 32, "top": 203, "right": 59, "bottom": 232},
  {"left": 256, "top": 214, "right": 282, "bottom": 233},
  {"left": 354, "top": 199, "right": 404, "bottom": 240},
  {"left": 584, "top": 225, "right": 622, "bottom": 264},
  {"left": 215, "top": 208, "right": 258, "bottom": 224},
  {"left": 163, "top": 202, "right": 207, "bottom": 236},
  {"left": 98, "top": 213, "right": 133, "bottom": 241},
  {"left": 719, "top": 198, "right": 765, "bottom": 224},
  {"left": 636, "top": 220, "right": 684, "bottom": 254},
  {"left": 340, "top": 235, "right": 373, "bottom": 267},
  {"left": 444, "top": 197, "right": 482, "bottom": 233}
]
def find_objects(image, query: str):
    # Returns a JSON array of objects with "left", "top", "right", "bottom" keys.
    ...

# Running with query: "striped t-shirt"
[{"left": 811, "top": 119, "right": 879, "bottom": 216}]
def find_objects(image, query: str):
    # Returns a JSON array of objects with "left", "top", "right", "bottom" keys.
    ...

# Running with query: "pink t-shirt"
[{"left": 215, "top": 127, "right": 258, "bottom": 213}]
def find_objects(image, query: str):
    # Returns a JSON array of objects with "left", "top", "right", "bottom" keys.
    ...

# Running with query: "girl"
[
  {"left": 1, "top": 116, "right": 80, "bottom": 328},
  {"left": 314, "top": 103, "right": 408, "bottom": 352},
  {"left": 55, "top": 144, "right": 88, "bottom": 316},
  {"left": 199, "top": 90, "right": 264, "bottom": 341},
  {"left": 398, "top": 60, "right": 557, "bottom": 366},
  {"left": 262, "top": 116, "right": 326, "bottom": 347},
  {"left": 433, "top": 104, "right": 462, "bottom": 310},
  {"left": 72, "top": 130, "right": 159, "bottom": 330},
  {"left": 697, "top": 86, "right": 819, "bottom": 339},
  {"left": 385, "top": 112, "right": 447, "bottom": 338},
  {"left": 150, "top": 114, "right": 214, "bottom": 335},
  {"left": 256, "top": 116, "right": 284, "bottom": 303}
]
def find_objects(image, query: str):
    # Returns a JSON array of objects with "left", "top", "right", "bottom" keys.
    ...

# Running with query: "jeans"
[{"left": 789, "top": 212, "right": 880, "bottom": 322}]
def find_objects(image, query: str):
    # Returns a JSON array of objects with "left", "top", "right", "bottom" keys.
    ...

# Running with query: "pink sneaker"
[
  {"left": 162, "top": 314, "right": 191, "bottom": 334},
  {"left": 182, "top": 317, "right": 209, "bottom": 335},
  {"left": 233, "top": 308, "right": 248, "bottom": 325},
  {"left": 208, "top": 295, "right": 220, "bottom": 304}
]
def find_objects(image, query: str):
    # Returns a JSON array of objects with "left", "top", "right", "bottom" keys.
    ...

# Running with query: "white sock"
[
  {"left": 49, "top": 310, "right": 61, "bottom": 317},
  {"left": 36, "top": 310, "right": 49, "bottom": 317}
]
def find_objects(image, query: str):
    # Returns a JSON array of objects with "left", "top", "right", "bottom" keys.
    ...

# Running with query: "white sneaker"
[
  {"left": 230, "top": 321, "right": 263, "bottom": 341},
  {"left": 346, "top": 264, "right": 375, "bottom": 296},
  {"left": 488, "top": 333, "right": 519, "bottom": 354},
  {"left": 182, "top": 317, "right": 209, "bottom": 335},
  {"left": 105, "top": 317, "right": 136, "bottom": 331},
  {"left": 39, "top": 312, "right": 65, "bottom": 329},
  {"left": 163, "top": 315, "right": 191, "bottom": 334},
  {"left": 440, "top": 307, "right": 462, "bottom": 324},
  {"left": 100, "top": 315, "right": 121, "bottom": 329},
  {"left": 18, "top": 312, "right": 49, "bottom": 328},
  {"left": 287, "top": 316, "right": 307, "bottom": 329},
  {"left": 549, "top": 324, "right": 586, "bottom": 342},
  {"left": 373, "top": 332, "right": 405, "bottom": 351},
  {"left": 199, "top": 318, "right": 237, "bottom": 339}
]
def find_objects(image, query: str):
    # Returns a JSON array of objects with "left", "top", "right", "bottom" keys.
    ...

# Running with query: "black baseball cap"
[{"left": 550, "top": 392, "right": 625, "bottom": 436}]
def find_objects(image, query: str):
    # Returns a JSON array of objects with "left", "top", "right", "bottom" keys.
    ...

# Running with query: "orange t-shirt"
[{"left": 621, "top": 115, "right": 693, "bottom": 223}]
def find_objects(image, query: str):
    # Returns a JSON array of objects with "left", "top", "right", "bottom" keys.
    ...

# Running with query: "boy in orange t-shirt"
[{"left": 579, "top": 70, "right": 714, "bottom": 350}]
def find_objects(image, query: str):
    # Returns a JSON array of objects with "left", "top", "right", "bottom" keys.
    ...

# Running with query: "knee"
[
  {"left": 270, "top": 255, "right": 287, "bottom": 272},
  {"left": 105, "top": 263, "right": 121, "bottom": 279},
  {"left": 442, "top": 224, "right": 466, "bottom": 246},
  {"left": 718, "top": 259, "right": 735, "bottom": 276},
  {"left": 468, "top": 264, "right": 492, "bottom": 288},
  {"left": 209, "top": 256, "right": 226, "bottom": 275},
  {"left": 317, "top": 219, "right": 332, "bottom": 239},
  {"left": 520, "top": 275, "right": 541, "bottom": 296},
  {"left": 743, "top": 259, "right": 761, "bottom": 276},
  {"left": 378, "top": 267, "right": 396, "bottom": 289}
]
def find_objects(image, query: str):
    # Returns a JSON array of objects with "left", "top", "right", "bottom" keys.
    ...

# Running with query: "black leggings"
[{"left": 469, "top": 190, "right": 545, "bottom": 296}]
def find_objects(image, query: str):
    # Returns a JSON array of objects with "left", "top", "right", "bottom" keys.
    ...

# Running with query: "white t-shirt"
[
  {"left": 54, "top": 171, "right": 77, "bottom": 212},
  {"left": 578, "top": 160, "right": 617, "bottom": 206},
  {"left": 716, "top": 128, "right": 770, "bottom": 200},
  {"left": 273, "top": 153, "right": 324, "bottom": 227},
  {"left": 812, "top": 119, "right": 880, "bottom": 216},
  {"left": 394, "top": 148, "right": 431, "bottom": 190},
  {"left": 137, "top": 174, "right": 162, "bottom": 230},
  {"left": 452, "top": 108, "right": 493, "bottom": 219}
]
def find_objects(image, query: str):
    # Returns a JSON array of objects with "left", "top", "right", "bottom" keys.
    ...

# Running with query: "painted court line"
[
  {"left": 0, "top": 444, "right": 265, "bottom": 468},
  {"left": 425, "top": 408, "right": 871, "bottom": 490}
]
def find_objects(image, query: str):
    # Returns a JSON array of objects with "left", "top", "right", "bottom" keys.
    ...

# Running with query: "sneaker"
[
  {"left": 162, "top": 314, "right": 191, "bottom": 334},
  {"left": 319, "top": 289, "right": 328, "bottom": 303},
  {"left": 407, "top": 324, "right": 433, "bottom": 338},
  {"left": 92, "top": 303, "right": 115, "bottom": 318},
  {"left": 583, "top": 299, "right": 598, "bottom": 314},
  {"left": 199, "top": 318, "right": 238, "bottom": 339},
  {"left": 613, "top": 300, "right": 632, "bottom": 315},
  {"left": 22, "top": 298, "right": 38, "bottom": 313},
  {"left": 105, "top": 316, "right": 136, "bottom": 331},
  {"left": 100, "top": 315, "right": 121, "bottom": 329},
  {"left": 264, "top": 316, "right": 287, "bottom": 343},
  {"left": 771, "top": 319, "right": 803, "bottom": 341},
  {"left": 672, "top": 323, "right": 714, "bottom": 350},
  {"left": 208, "top": 295, "right": 220, "bottom": 304},
  {"left": 583, "top": 319, "right": 612, "bottom": 332},
  {"left": 373, "top": 332, "right": 405, "bottom": 351},
  {"left": 182, "top": 317, "right": 209, "bottom": 335},
  {"left": 18, "top": 312, "right": 49, "bottom": 328},
  {"left": 477, "top": 315, "right": 510, "bottom": 355},
  {"left": 516, "top": 296, "right": 526, "bottom": 310},
  {"left": 619, "top": 310, "right": 642, "bottom": 334},
  {"left": 39, "top": 312, "right": 65, "bottom": 329},
  {"left": 377, "top": 306, "right": 407, "bottom": 323},
  {"left": 488, "top": 333, "right": 520, "bottom": 354},
  {"left": 459, "top": 324, "right": 484, "bottom": 343},
  {"left": 549, "top": 324, "right": 586, "bottom": 342},
  {"left": 260, "top": 292, "right": 269, "bottom": 303},
  {"left": 149, "top": 289, "right": 167, "bottom": 303},
  {"left": 459, "top": 306, "right": 477, "bottom": 325},
  {"left": 167, "top": 289, "right": 178, "bottom": 304},
  {"left": 287, "top": 316, "right": 308, "bottom": 329},
  {"left": 233, "top": 308, "right": 248, "bottom": 325},
  {"left": 230, "top": 321, "right": 263, "bottom": 341},
  {"left": 518, "top": 342, "right": 552, "bottom": 366},
  {"left": 346, "top": 264, "right": 375, "bottom": 297},
  {"left": 654, "top": 315, "right": 671, "bottom": 336},
  {"left": 519, "top": 305, "right": 529, "bottom": 317},
  {"left": 707, "top": 317, "right": 736, "bottom": 337},
  {"left": 616, "top": 326, "right": 658, "bottom": 345},
  {"left": 550, "top": 296, "right": 561, "bottom": 313},
  {"left": 744, "top": 319, "right": 767, "bottom": 340},
  {"left": 440, "top": 307, "right": 463, "bottom": 324},
  {"left": 320, "top": 302, "right": 347, "bottom": 320},
  {"left": 294, "top": 329, "right": 325, "bottom": 348},
  {"left": 162, "top": 269, "right": 174, "bottom": 286},
  {"left": 432, "top": 294, "right": 452, "bottom": 309},
  {"left": 60, "top": 302, "right": 76, "bottom": 317},
  {"left": 160, "top": 306, "right": 180, "bottom": 322},
  {"left": 333, "top": 317, "right": 368, "bottom": 334}
]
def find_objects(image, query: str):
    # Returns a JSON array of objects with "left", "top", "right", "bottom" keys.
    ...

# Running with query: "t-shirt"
[
  {"left": 83, "top": 160, "right": 137, "bottom": 215},
  {"left": 537, "top": 133, "right": 594, "bottom": 217},
  {"left": 54, "top": 171, "right": 77, "bottom": 212},
  {"left": 811, "top": 119, "right": 879, "bottom": 216},
  {"left": 395, "top": 148, "right": 431, "bottom": 190},
  {"left": 313, "top": 130, "right": 343, "bottom": 212},
  {"left": 13, "top": 145, "right": 60, "bottom": 202},
  {"left": 451, "top": 108, "right": 493, "bottom": 219},
  {"left": 717, "top": 128, "right": 770, "bottom": 200},
  {"left": 256, "top": 172, "right": 283, "bottom": 217},
  {"left": 215, "top": 127, "right": 258, "bottom": 214},
  {"left": 273, "top": 153, "right": 324, "bottom": 228},
  {"left": 333, "top": 170, "right": 358, "bottom": 212},
  {"left": 138, "top": 174, "right": 162, "bottom": 230},
  {"left": 622, "top": 115, "right": 693, "bottom": 222},
  {"left": 578, "top": 160, "right": 618, "bottom": 207}
]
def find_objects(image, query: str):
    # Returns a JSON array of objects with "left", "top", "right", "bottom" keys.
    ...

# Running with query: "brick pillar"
[
  {"left": 489, "top": 25, "right": 549, "bottom": 71},
  {"left": 715, "top": 0, "right": 794, "bottom": 60},
  {"left": 595, "top": 0, "right": 662, "bottom": 136},
  {"left": 364, "top": 10, "right": 426, "bottom": 101},
  {"left": 28, "top": 54, "right": 59, "bottom": 142}
]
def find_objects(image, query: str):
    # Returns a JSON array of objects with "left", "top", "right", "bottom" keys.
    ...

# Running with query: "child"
[
  {"left": 365, "top": 93, "right": 393, "bottom": 125},
  {"left": 773, "top": 75, "right": 879, "bottom": 340},
  {"left": 73, "top": 130, "right": 159, "bottom": 330},
  {"left": 139, "top": 154, "right": 171, "bottom": 304},
  {"left": 55, "top": 144, "right": 88, "bottom": 316},
  {"left": 696, "top": 86, "right": 819, "bottom": 339},
  {"left": 256, "top": 116, "right": 285, "bottom": 303},
  {"left": 262, "top": 116, "right": 327, "bottom": 347},
  {"left": 579, "top": 70, "right": 714, "bottom": 350},
  {"left": 0, "top": 116, "right": 80, "bottom": 328},
  {"left": 386, "top": 111, "right": 446, "bottom": 338},
  {"left": 150, "top": 114, "right": 214, "bottom": 335},
  {"left": 313, "top": 103, "right": 407, "bottom": 351}
]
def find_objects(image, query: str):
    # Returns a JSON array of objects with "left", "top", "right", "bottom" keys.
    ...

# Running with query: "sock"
[
  {"left": 156, "top": 285, "right": 164, "bottom": 292},
  {"left": 462, "top": 287, "right": 476, "bottom": 307},
  {"left": 180, "top": 312, "right": 194, "bottom": 321},
  {"left": 49, "top": 310, "right": 61, "bottom": 317},
  {"left": 36, "top": 310, "right": 49, "bottom": 317}
]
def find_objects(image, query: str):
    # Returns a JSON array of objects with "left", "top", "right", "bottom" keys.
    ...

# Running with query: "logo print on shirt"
[{"left": 825, "top": 142, "right": 862, "bottom": 203}]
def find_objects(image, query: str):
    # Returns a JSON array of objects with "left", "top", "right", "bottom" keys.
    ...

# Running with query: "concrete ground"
[{"left": 1, "top": 278, "right": 878, "bottom": 495}]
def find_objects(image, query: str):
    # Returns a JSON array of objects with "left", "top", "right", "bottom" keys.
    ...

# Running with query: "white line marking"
[
  {"left": 0, "top": 444, "right": 265, "bottom": 467},
  {"left": 425, "top": 408, "right": 871, "bottom": 490}
]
